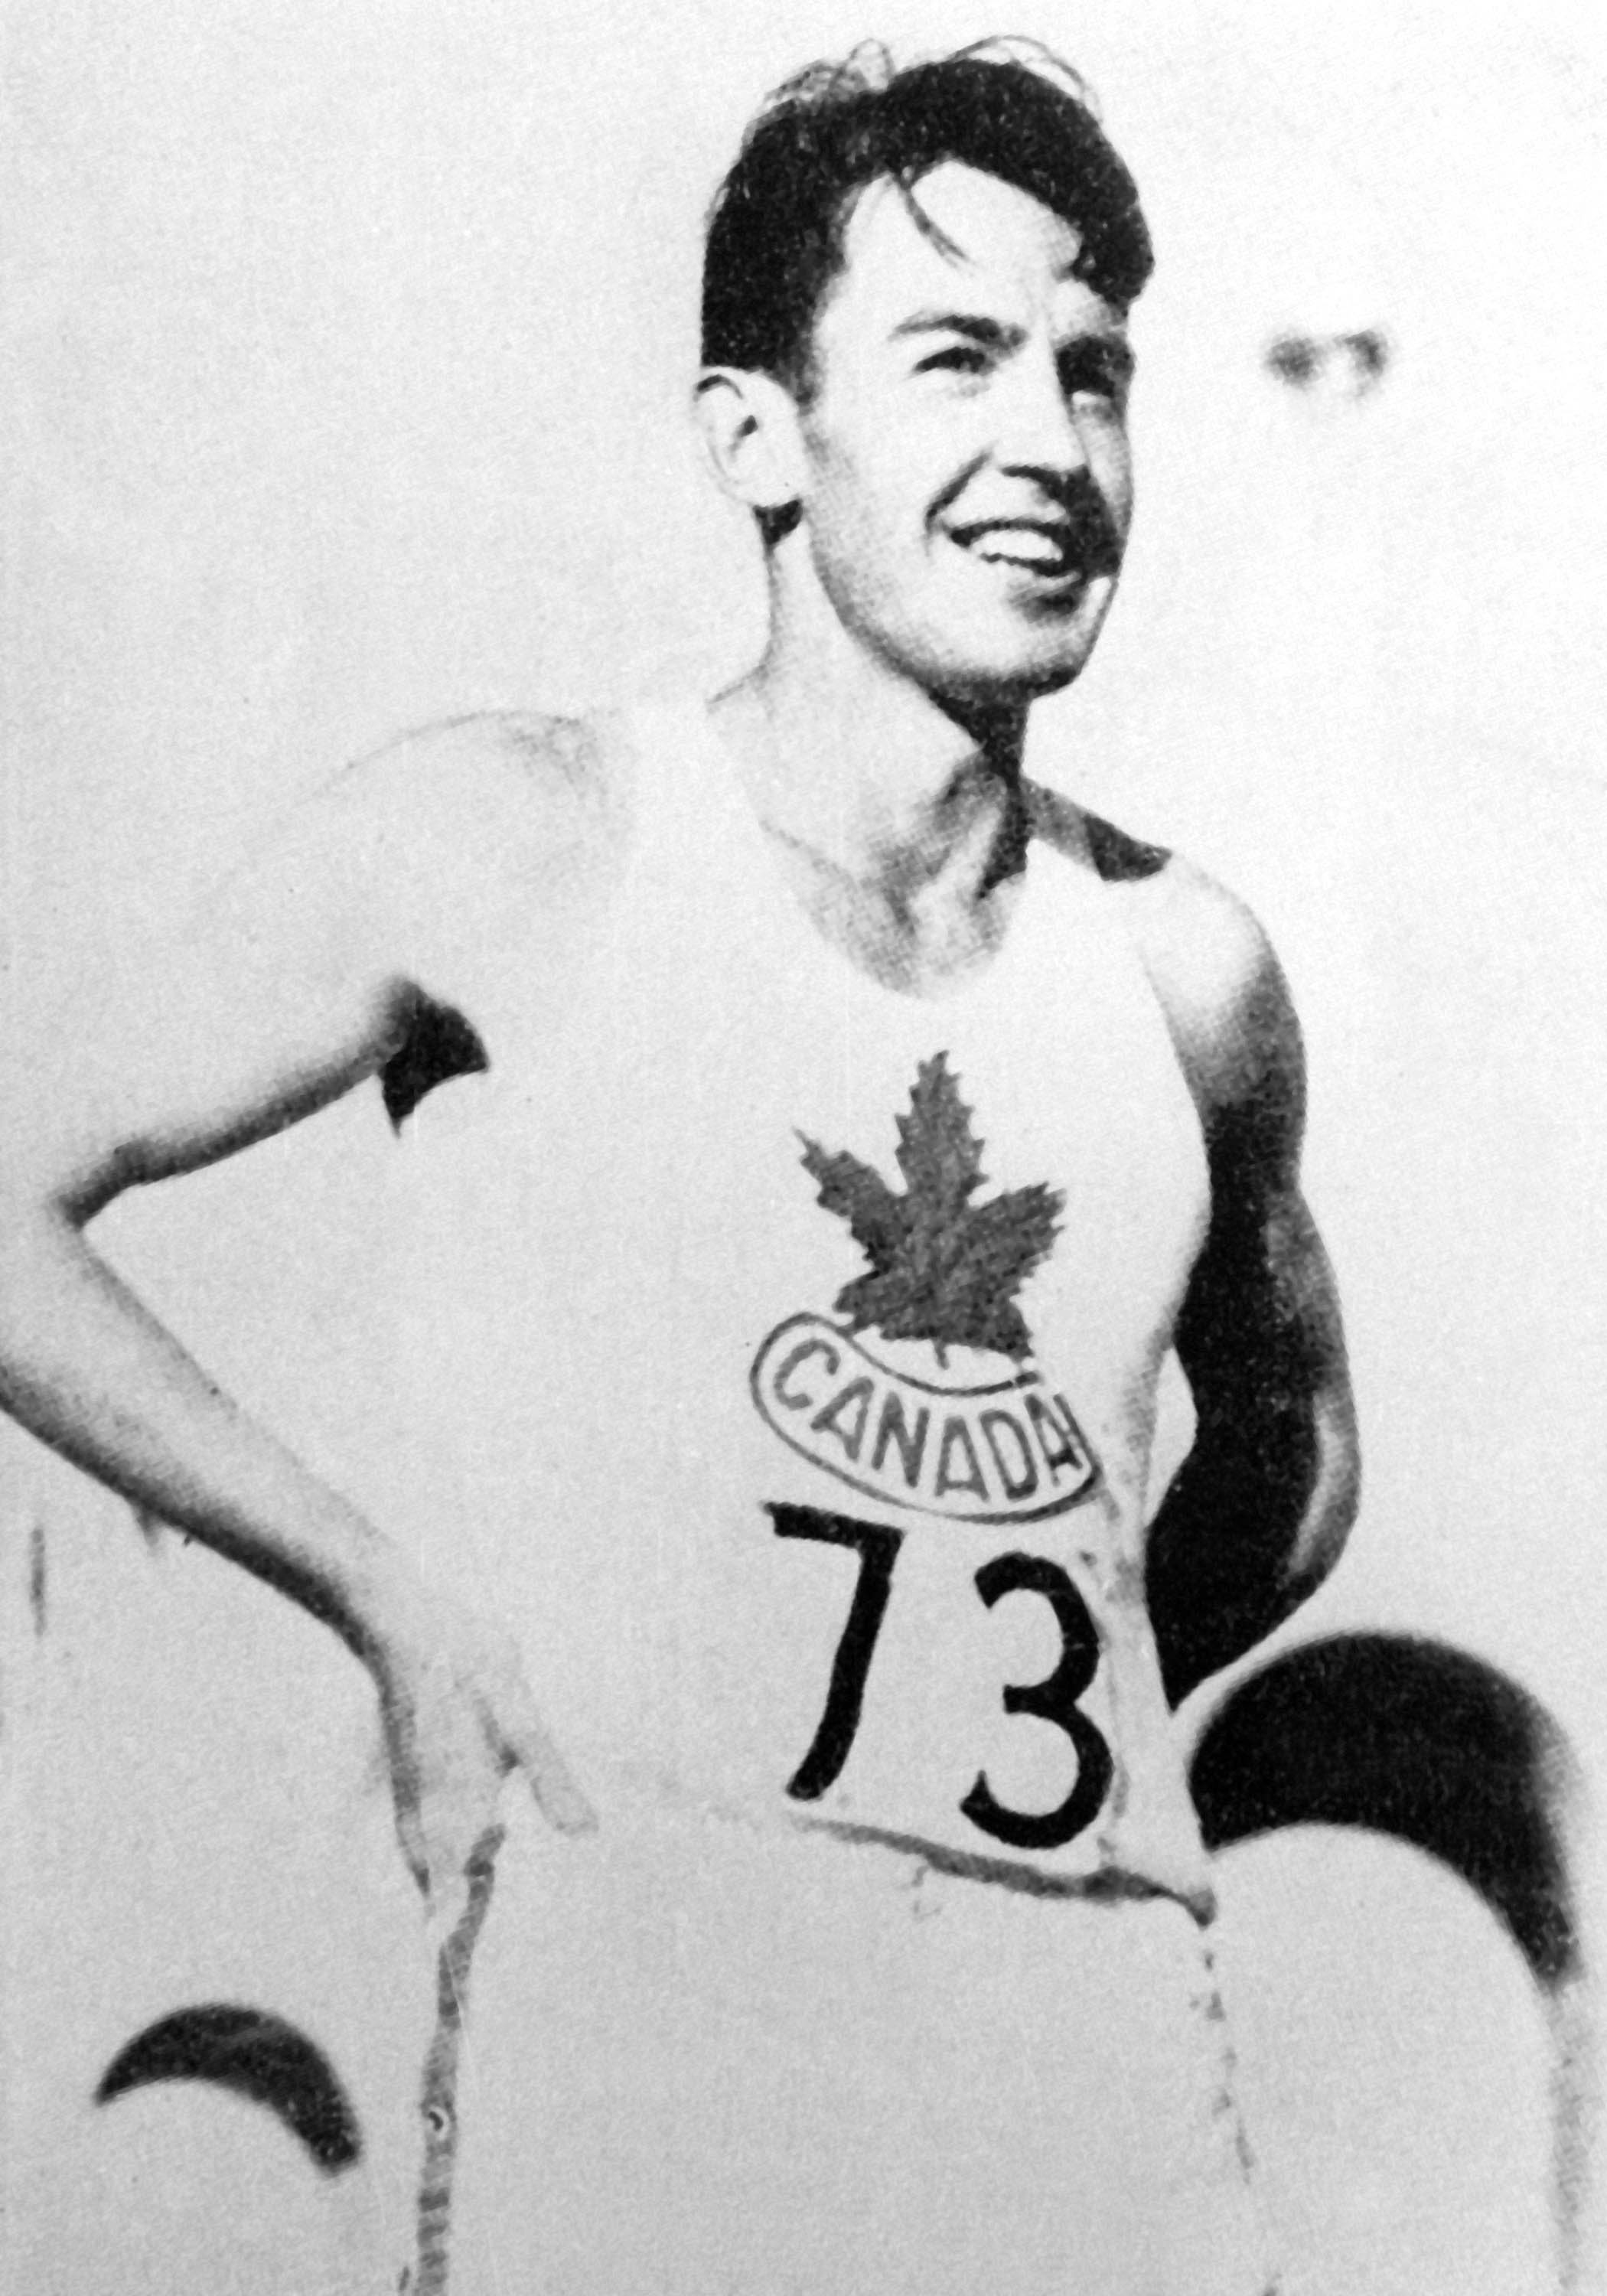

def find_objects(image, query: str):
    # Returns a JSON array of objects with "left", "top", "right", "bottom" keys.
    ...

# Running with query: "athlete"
[{"left": 0, "top": 43, "right": 1359, "bottom": 2294}]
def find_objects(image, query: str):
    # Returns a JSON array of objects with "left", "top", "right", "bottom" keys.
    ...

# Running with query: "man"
[{"left": 0, "top": 42, "right": 1357, "bottom": 2294}]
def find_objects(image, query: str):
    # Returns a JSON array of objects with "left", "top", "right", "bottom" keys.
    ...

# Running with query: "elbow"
[
  {"left": 0, "top": 1125, "right": 136, "bottom": 1237},
  {"left": 0, "top": 1180, "right": 83, "bottom": 1293}
]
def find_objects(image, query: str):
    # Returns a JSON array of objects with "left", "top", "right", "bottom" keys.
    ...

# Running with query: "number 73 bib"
[{"left": 765, "top": 1498, "right": 1121, "bottom": 1880}]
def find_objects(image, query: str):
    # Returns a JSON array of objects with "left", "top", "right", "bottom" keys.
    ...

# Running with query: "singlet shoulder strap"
[
  {"left": 1084, "top": 810, "right": 1172, "bottom": 885},
  {"left": 1028, "top": 779, "right": 1172, "bottom": 887}
]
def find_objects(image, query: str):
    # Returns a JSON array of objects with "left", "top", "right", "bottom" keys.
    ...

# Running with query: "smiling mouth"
[{"left": 946, "top": 520, "right": 1100, "bottom": 581}]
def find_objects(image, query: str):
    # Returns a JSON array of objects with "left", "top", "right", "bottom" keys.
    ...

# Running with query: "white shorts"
[{"left": 438, "top": 1780, "right": 1271, "bottom": 2296}]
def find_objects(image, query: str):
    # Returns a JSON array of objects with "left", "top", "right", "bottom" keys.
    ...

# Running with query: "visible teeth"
[{"left": 964, "top": 527, "right": 1071, "bottom": 569}]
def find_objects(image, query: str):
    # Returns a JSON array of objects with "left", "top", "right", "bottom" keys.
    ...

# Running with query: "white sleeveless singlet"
[{"left": 373, "top": 700, "right": 1272, "bottom": 2296}]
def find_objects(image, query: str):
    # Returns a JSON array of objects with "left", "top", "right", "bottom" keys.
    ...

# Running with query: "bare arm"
[
  {"left": 1, "top": 905, "right": 417, "bottom": 1644},
  {"left": 0, "top": 716, "right": 607, "bottom": 1899},
  {"left": 1117, "top": 850, "right": 1361, "bottom": 1707}
]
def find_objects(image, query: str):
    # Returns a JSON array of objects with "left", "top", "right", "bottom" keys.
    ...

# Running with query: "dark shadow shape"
[
  {"left": 1266, "top": 331, "right": 1319, "bottom": 387},
  {"left": 1341, "top": 328, "right": 1390, "bottom": 384},
  {"left": 1189, "top": 1632, "right": 1576, "bottom": 1986},
  {"left": 1084, "top": 810, "right": 1171, "bottom": 885},
  {"left": 381, "top": 994, "right": 488, "bottom": 1129},
  {"left": 1265, "top": 328, "right": 1390, "bottom": 396},
  {"left": 96, "top": 2004, "right": 361, "bottom": 2174}
]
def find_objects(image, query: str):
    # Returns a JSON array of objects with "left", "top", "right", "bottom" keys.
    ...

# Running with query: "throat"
[
  {"left": 709, "top": 671, "right": 1034, "bottom": 994},
  {"left": 761, "top": 804, "right": 1029, "bottom": 996}
]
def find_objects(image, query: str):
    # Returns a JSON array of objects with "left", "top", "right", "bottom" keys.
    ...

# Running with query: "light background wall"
[{"left": 2, "top": 2, "right": 1605, "bottom": 2290}]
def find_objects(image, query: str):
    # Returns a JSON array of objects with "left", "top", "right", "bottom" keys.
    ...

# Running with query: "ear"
[{"left": 694, "top": 367, "right": 807, "bottom": 517}]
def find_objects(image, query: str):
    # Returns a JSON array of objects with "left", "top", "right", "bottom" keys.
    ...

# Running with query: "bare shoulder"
[
  {"left": 225, "top": 708, "right": 633, "bottom": 997},
  {"left": 1031, "top": 785, "right": 1300, "bottom": 1132},
  {"left": 5, "top": 711, "right": 639, "bottom": 1190},
  {"left": 317, "top": 708, "right": 629, "bottom": 892}
]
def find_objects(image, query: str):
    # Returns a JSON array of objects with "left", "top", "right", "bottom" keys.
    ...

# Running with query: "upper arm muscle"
[
  {"left": 15, "top": 893, "right": 409, "bottom": 1220},
  {"left": 1115, "top": 851, "right": 1341, "bottom": 1386},
  {"left": 1118, "top": 855, "right": 1305, "bottom": 1171},
  {"left": 10, "top": 709, "right": 616, "bottom": 1218}
]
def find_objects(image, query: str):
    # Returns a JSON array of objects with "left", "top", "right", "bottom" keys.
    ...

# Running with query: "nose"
[{"left": 994, "top": 340, "right": 1087, "bottom": 483}]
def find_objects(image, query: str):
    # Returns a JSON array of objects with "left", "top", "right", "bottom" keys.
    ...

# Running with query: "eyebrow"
[{"left": 892, "top": 312, "right": 1021, "bottom": 347}]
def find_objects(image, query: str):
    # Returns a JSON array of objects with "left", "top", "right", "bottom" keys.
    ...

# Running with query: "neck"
[
  {"left": 715, "top": 566, "right": 1030, "bottom": 897},
  {"left": 710, "top": 582, "right": 1038, "bottom": 992}
]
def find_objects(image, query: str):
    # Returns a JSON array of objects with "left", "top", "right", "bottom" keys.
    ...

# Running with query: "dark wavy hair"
[{"left": 702, "top": 41, "right": 1152, "bottom": 398}]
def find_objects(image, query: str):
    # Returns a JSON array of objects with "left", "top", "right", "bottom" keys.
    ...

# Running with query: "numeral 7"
[{"left": 768, "top": 1503, "right": 904, "bottom": 1801}]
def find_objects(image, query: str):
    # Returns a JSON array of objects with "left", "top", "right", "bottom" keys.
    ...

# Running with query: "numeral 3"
[{"left": 960, "top": 1553, "right": 1113, "bottom": 1850}]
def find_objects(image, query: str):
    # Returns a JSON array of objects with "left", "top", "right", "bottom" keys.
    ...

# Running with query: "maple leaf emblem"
[{"left": 799, "top": 1054, "right": 1063, "bottom": 1364}]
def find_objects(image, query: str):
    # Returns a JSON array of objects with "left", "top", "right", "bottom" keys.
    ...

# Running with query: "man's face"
[{"left": 791, "top": 161, "right": 1135, "bottom": 707}]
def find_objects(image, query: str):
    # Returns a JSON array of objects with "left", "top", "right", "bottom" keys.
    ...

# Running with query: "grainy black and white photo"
[{"left": 2, "top": 5, "right": 1603, "bottom": 2291}]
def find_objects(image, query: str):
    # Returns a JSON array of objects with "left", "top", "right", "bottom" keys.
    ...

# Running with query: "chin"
[
  {"left": 935, "top": 598, "right": 1114, "bottom": 708},
  {"left": 934, "top": 646, "right": 1095, "bottom": 712}
]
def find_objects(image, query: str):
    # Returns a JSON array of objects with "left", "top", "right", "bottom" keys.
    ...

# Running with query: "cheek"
[
  {"left": 1090, "top": 435, "right": 1135, "bottom": 534},
  {"left": 806, "top": 393, "right": 952, "bottom": 517},
  {"left": 808, "top": 448, "right": 924, "bottom": 572}
]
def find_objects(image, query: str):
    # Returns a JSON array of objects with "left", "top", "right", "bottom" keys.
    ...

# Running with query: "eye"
[{"left": 916, "top": 344, "right": 990, "bottom": 376}]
